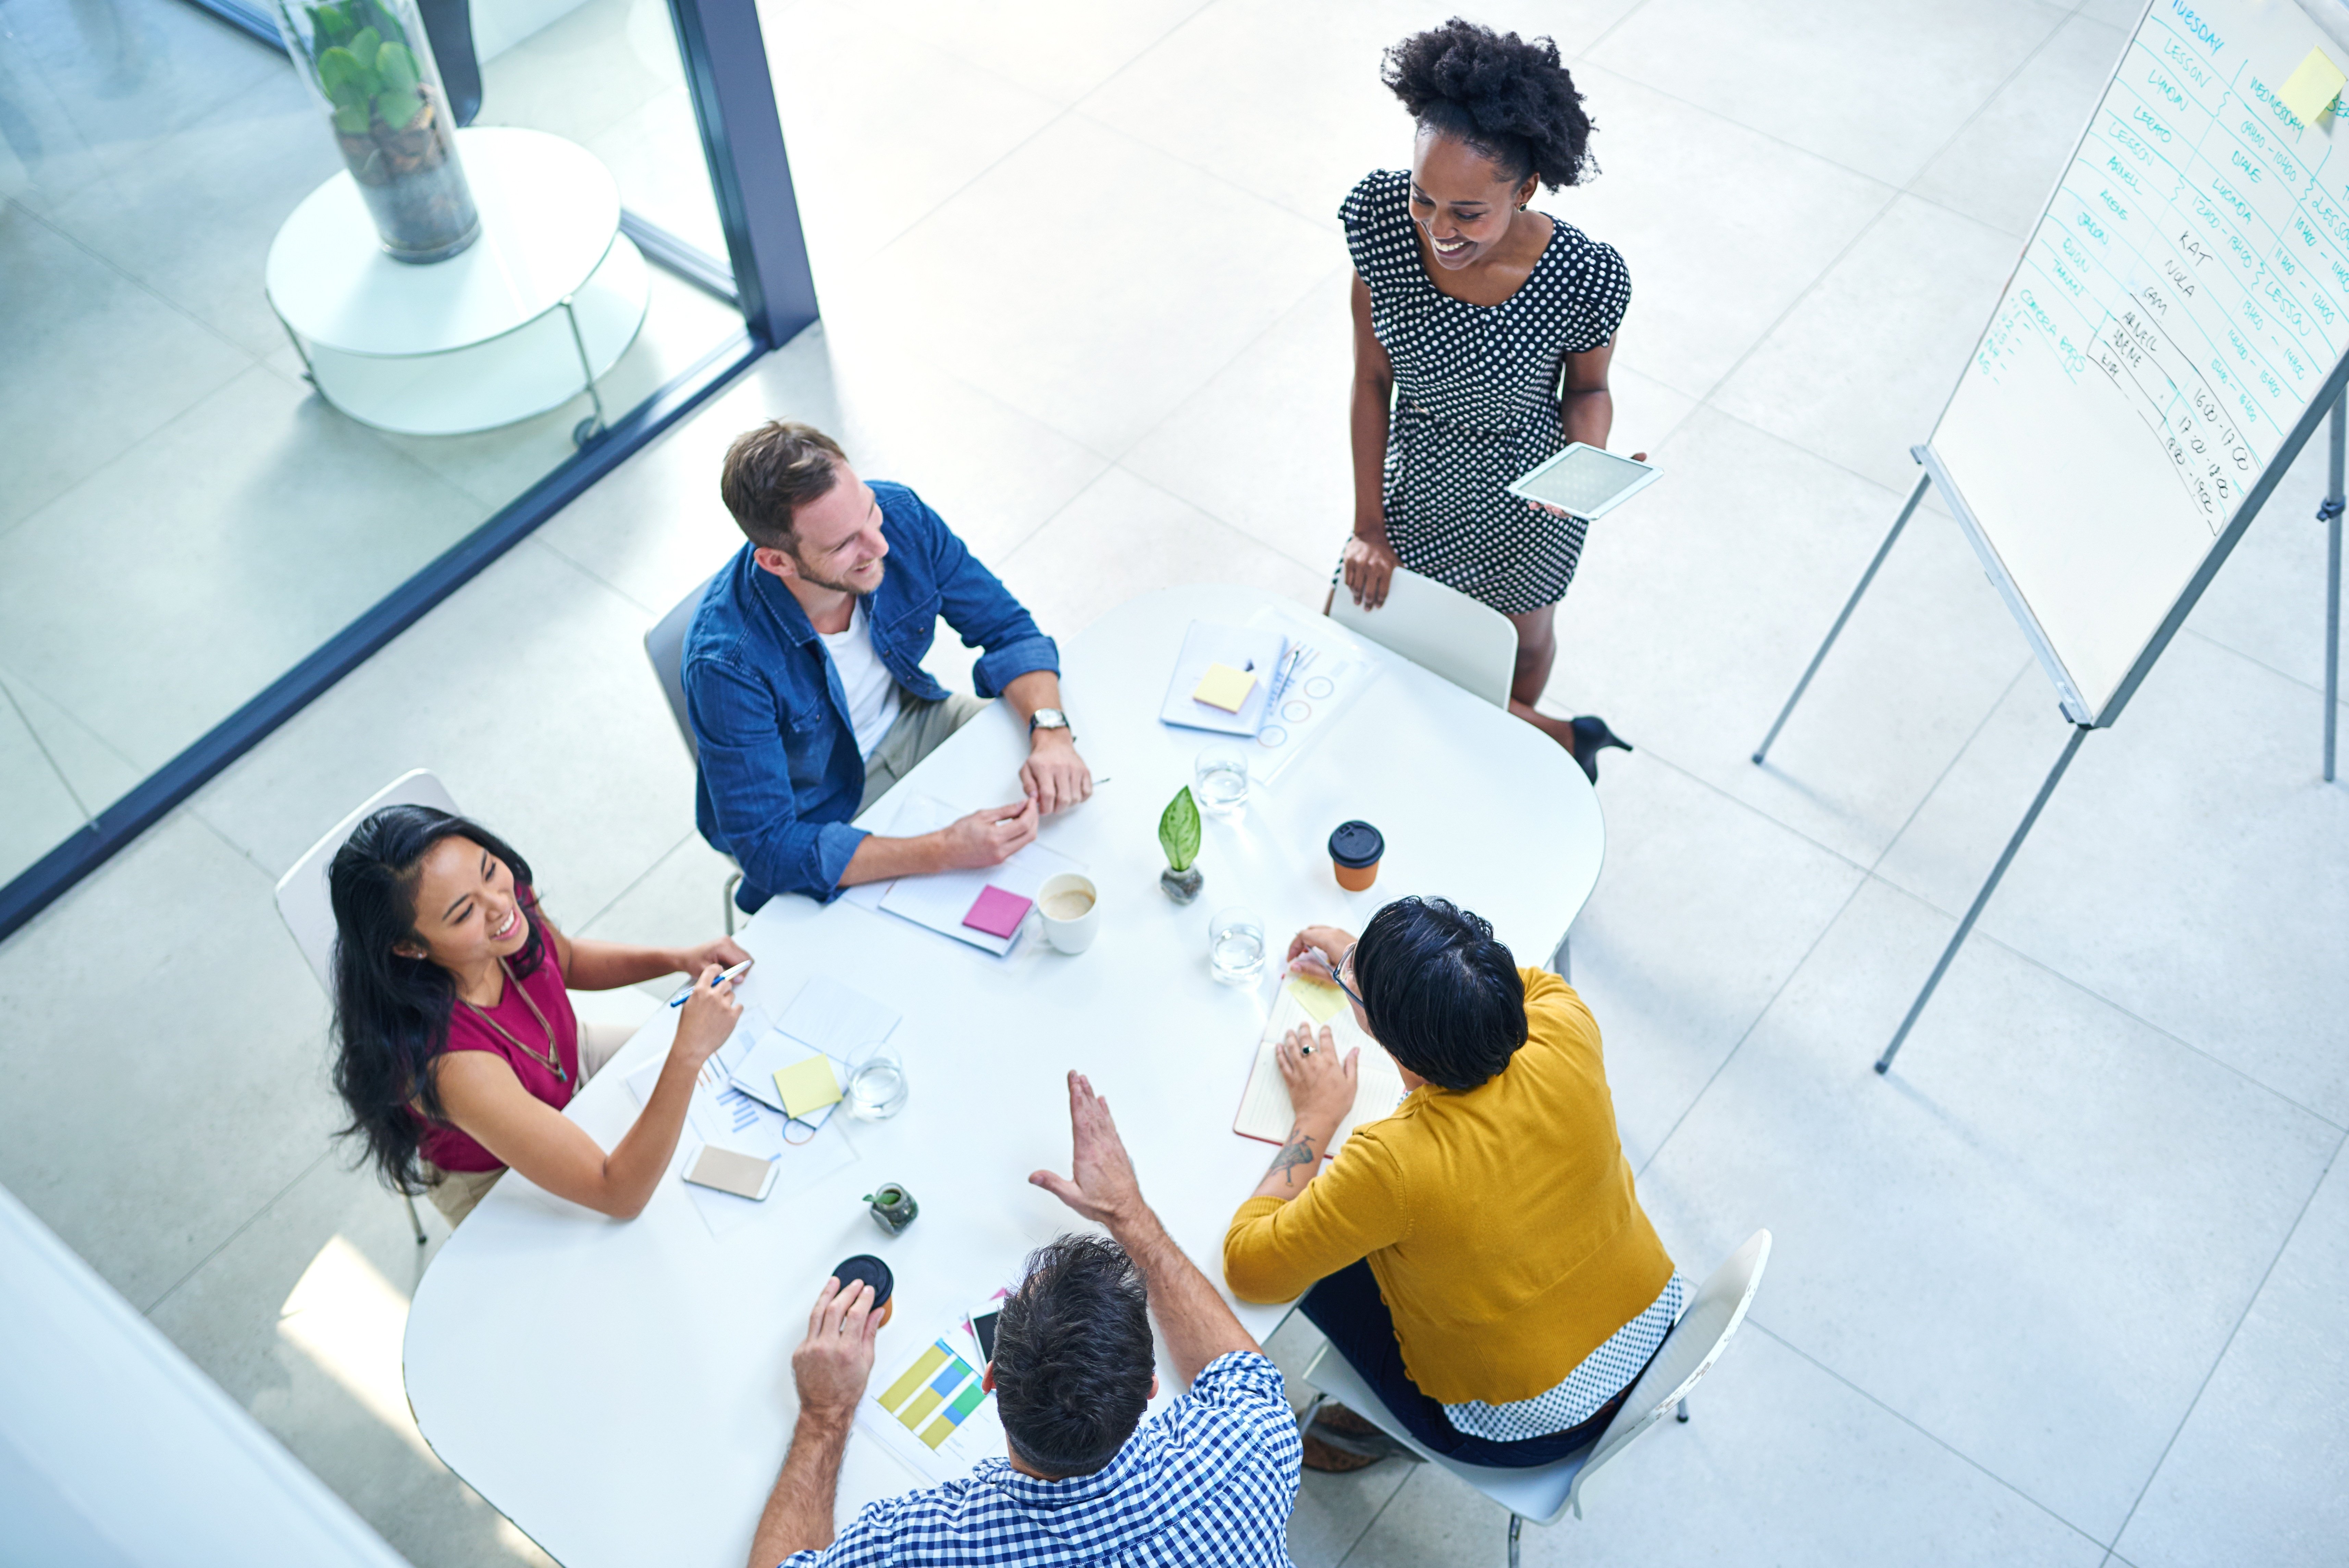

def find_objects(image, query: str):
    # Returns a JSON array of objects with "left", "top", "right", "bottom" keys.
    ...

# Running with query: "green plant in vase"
[
  {"left": 283, "top": 0, "right": 478, "bottom": 261},
  {"left": 1158, "top": 786, "right": 1203, "bottom": 904}
]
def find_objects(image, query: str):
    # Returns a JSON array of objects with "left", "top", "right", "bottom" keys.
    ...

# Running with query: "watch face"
[{"left": 1033, "top": 709, "right": 1068, "bottom": 728}]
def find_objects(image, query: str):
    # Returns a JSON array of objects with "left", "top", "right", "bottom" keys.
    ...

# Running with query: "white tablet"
[{"left": 1506, "top": 443, "right": 1659, "bottom": 520}]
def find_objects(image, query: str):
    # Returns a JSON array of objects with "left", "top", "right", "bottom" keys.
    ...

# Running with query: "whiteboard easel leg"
[
  {"left": 1876, "top": 724, "right": 2092, "bottom": 1075},
  {"left": 1753, "top": 469, "right": 1932, "bottom": 765},
  {"left": 2325, "top": 396, "right": 2342, "bottom": 784}
]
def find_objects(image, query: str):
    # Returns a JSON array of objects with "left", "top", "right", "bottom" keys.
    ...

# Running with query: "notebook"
[
  {"left": 1233, "top": 976, "right": 1411, "bottom": 1157},
  {"left": 1160, "top": 621, "right": 1288, "bottom": 736}
]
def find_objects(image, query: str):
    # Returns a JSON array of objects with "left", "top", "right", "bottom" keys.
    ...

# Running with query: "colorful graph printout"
[
  {"left": 875, "top": 1340, "right": 988, "bottom": 1450},
  {"left": 860, "top": 1314, "right": 1009, "bottom": 1485}
]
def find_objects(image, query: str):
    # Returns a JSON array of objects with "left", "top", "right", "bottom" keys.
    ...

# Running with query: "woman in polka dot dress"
[{"left": 1339, "top": 19, "right": 1639, "bottom": 783}]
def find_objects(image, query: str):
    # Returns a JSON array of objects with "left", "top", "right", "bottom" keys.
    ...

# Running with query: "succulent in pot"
[{"left": 277, "top": 0, "right": 480, "bottom": 262}]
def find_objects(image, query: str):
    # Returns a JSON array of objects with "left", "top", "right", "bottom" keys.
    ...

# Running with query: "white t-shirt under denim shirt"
[{"left": 817, "top": 601, "right": 902, "bottom": 760}]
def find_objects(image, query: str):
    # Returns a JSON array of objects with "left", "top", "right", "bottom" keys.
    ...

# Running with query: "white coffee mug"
[{"left": 1037, "top": 873, "right": 1100, "bottom": 955}]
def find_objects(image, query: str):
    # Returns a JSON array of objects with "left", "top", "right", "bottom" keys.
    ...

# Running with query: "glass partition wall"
[{"left": 0, "top": 0, "right": 809, "bottom": 932}]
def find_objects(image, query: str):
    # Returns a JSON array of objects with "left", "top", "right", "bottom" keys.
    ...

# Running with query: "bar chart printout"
[
  {"left": 858, "top": 1325, "right": 1006, "bottom": 1485},
  {"left": 1932, "top": 0, "right": 2349, "bottom": 720}
]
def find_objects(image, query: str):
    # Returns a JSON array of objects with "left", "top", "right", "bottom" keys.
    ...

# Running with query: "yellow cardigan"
[{"left": 1223, "top": 969, "right": 1672, "bottom": 1406}]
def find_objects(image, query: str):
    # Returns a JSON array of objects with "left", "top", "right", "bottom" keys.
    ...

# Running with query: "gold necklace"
[{"left": 456, "top": 956, "right": 567, "bottom": 1083}]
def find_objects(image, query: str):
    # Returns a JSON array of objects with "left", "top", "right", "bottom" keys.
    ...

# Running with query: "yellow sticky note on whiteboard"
[
  {"left": 774, "top": 1054, "right": 843, "bottom": 1119},
  {"left": 1192, "top": 662, "right": 1257, "bottom": 712},
  {"left": 2278, "top": 47, "right": 2345, "bottom": 124}
]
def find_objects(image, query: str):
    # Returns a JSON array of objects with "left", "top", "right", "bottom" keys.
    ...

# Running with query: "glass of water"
[
  {"left": 1208, "top": 905, "right": 1268, "bottom": 987},
  {"left": 845, "top": 1047, "right": 909, "bottom": 1120},
  {"left": 1194, "top": 743, "right": 1251, "bottom": 820}
]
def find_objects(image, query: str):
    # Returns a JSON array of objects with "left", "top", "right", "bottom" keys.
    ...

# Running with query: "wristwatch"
[{"left": 1028, "top": 707, "right": 1074, "bottom": 740}]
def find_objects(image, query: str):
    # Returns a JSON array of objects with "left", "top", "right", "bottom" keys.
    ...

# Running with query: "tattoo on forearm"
[{"left": 1267, "top": 1125, "right": 1319, "bottom": 1188}]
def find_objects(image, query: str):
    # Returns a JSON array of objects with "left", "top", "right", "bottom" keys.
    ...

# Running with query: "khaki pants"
[
  {"left": 858, "top": 693, "right": 990, "bottom": 815},
  {"left": 422, "top": 1020, "right": 635, "bottom": 1228}
]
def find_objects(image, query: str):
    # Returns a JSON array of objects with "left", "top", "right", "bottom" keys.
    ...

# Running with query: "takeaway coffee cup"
[
  {"left": 1038, "top": 872, "right": 1100, "bottom": 954},
  {"left": 1328, "top": 820, "right": 1385, "bottom": 892},
  {"left": 832, "top": 1254, "right": 894, "bottom": 1328}
]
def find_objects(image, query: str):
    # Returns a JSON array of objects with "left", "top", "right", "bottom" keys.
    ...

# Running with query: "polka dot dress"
[{"left": 1340, "top": 168, "right": 1632, "bottom": 616}]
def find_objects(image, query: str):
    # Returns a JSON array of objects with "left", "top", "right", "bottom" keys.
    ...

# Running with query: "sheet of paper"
[
  {"left": 858, "top": 1313, "right": 1011, "bottom": 1487},
  {"left": 1243, "top": 605, "right": 1383, "bottom": 784},
  {"left": 1287, "top": 975, "right": 1347, "bottom": 1024},
  {"left": 1233, "top": 979, "right": 1409, "bottom": 1156},
  {"left": 1191, "top": 661, "right": 1257, "bottom": 712},
  {"left": 870, "top": 796, "right": 1083, "bottom": 954},
  {"left": 627, "top": 1050, "right": 863, "bottom": 1240},
  {"left": 776, "top": 977, "right": 902, "bottom": 1057},
  {"left": 2280, "top": 46, "right": 2345, "bottom": 122},
  {"left": 774, "top": 1053, "right": 844, "bottom": 1119}
]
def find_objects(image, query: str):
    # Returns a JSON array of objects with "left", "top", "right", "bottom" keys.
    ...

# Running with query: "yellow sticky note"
[
  {"left": 1288, "top": 976, "right": 1347, "bottom": 1024},
  {"left": 2279, "top": 47, "right": 2345, "bottom": 124},
  {"left": 774, "top": 1054, "right": 843, "bottom": 1119},
  {"left": 1192, "top": 662, "right": 1257, "bottom": 712}
]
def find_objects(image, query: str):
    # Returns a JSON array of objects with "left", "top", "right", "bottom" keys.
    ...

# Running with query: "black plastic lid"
[
  {"left": 1328, "top": 820, "right": 1385, "bottom": 868},
  {"left": 833, "top": 1254, "right": 893, "bottom": 1307}
]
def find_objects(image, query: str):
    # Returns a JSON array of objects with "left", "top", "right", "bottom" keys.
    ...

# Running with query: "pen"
[{"left": 669, "top": 958, "right": 754, "bottom": 1007}]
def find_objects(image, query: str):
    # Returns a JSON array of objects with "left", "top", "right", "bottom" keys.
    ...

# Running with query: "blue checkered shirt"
[{"left": 780, "top": 1351, "right": 1301, "bottom": 1567}]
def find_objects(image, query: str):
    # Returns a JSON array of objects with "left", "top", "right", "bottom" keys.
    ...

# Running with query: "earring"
[{"left": 1517, "top": 201, "right": 1528, "bottom": 211}]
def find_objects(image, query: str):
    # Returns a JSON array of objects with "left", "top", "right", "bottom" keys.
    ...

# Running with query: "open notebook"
[{"left": 1234, "top": 976, "right": 1410, "bottom": 1157}]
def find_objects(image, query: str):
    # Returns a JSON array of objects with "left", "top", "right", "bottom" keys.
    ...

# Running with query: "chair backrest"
[
  {"left": 1564, "top": 1228, "right": 1773, "bottom": 1518},
  {"left": 645, "top": 573, "right": 719, "bottom": 764},
  {"left": 272, "top": 769, "right": 461, "bottom": 999},
  {"left": 1328, "top": 567, "right": 1517, "bottom": 708}
]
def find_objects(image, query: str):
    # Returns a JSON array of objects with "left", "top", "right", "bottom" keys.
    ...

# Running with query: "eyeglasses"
[{"left": 1331, "top": 942, "right": 1363, "bottom": 1009}]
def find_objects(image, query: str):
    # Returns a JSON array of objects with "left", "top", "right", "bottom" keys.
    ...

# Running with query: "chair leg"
[
  {"left": 1508, "top": 1514, "right": 1522, "bottom": 1568},
  {"left": 402, "top": 1192, "right": 427, "bottom": 1246},
  {"left": 1676, "top": 1397, "right": 1689, "bottom": 1423},
  {"left": 723, "top": 872, "right": 743, "bottom": 937}
]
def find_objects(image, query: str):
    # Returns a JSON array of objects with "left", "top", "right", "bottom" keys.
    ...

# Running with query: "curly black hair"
[
  {"left": 991, "top": 1235, "right": 1154, "bottom": 1476},
  {"left": 1383, "top": 17, "right": 1596, "bottom": 190}
]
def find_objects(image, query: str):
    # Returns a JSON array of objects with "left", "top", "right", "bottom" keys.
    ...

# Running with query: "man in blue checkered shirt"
[{"left": 745, "top": 1072, "right": 1304, "bottom": 1567}]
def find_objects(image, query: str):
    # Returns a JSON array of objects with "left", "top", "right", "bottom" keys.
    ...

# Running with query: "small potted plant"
[
  {"left": 1158, "top": 786, "right": 1203, "bottom": 904},
  {"left": 275, "top": 0, "right": 479, "bottom": 262}
]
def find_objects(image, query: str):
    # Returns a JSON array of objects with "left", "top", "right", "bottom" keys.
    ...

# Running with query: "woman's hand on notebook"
[{"left": 1276, "top": 1024, "right": 1359, "bottom": 1132}]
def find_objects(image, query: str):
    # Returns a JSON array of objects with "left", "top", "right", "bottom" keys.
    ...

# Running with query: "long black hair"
[
  {"left": 327, "top": 804, "right": 549, "bottom": 1194},
  {"left": 1384, "top": 17, "right": 1597, "bottom": 191}
]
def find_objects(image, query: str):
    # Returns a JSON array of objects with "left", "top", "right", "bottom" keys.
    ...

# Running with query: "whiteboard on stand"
[{"left": 1927, "top": 0, "right": 2349, "bottom": 724}]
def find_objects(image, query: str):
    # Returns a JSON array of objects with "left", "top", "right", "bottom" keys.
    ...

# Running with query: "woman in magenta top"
[{"left": 327, "top": 803, "right": 750, "bottom": 1226}]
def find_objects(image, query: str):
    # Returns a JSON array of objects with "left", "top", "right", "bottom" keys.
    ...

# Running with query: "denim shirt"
[{"left": 684, "top": 481, "right": 1058, "bottom": 910}]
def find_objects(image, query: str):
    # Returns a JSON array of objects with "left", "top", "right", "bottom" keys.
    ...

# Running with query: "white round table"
[
  {"left": 265, "top": 126, "right": 649, "bottom": 437},
  {"left": 401, "top": 585, "right": 1606, "bottom": 1568}
]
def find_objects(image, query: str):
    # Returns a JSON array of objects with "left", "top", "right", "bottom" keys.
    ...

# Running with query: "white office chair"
[
  {"left": 1328, "top": 565, "right": 1518, "bottom": 709},
  {"left": 644, "top": 573, "right": 742, "bottom": 934},
  {"left": 273, "top": 769, "right": 462, "bottom": 1246},
  {"left": 1299, "top": 1229, "right": 1772, "bottom": 1567},
  {"left": 1330, "top": 568, "right": 1579, "bottom": 974}
]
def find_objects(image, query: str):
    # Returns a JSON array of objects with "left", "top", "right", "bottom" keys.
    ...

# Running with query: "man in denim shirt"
[{"left": 685, "top": 422, "right": 1092, "bottom": 912}]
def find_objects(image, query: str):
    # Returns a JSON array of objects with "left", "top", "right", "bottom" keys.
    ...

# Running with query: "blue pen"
[{"left": 669, "top": 958, "right": 753, "bottom": 1007}]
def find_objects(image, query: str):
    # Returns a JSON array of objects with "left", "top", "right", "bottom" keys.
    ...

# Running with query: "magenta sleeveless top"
[{"left": 416, "top": 899, "right": 579, "bottom": 1174}]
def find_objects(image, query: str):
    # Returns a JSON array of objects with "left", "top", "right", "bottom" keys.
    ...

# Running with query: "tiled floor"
[
  {"left": 0, "top": 0, "right": 742, "bottom": 888},
  {"left": 2, "top": 2, "right": 2345, "bottom": 1566}
]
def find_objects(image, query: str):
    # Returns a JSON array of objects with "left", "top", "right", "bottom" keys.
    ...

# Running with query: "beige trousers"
[
  {"left": 421, "top": 1019, "right": 635, "bottom": 1229},
  {"left": 858, "top": 693, "right": 990, "bottom": 815}
]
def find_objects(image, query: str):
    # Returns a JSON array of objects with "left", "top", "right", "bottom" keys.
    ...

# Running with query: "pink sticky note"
[{"left": 962, "top": 885, "right": 1033, "bottom": 939}]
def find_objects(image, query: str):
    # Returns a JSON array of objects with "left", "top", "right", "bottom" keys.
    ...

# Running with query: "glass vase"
[{"left": 274, "top": 0, "right": 480, "bottom": 263}]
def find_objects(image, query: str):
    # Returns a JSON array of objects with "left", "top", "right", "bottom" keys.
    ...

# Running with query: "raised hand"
[{"left": 1028, "top": 1071, "right": 1147, "bottom": 1230}]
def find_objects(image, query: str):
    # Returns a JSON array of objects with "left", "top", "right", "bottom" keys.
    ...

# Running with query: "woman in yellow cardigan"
[{"left": 1224, "top": 896, "right": 1683, "bottom": 1471}]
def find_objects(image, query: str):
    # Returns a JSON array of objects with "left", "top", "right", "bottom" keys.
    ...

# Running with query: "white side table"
[{"left": 265, "top": 126, "right": 650, "bottom": 439}]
